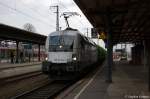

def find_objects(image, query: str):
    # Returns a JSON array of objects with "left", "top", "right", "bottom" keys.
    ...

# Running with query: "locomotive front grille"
[{"left": 50, "top": 62, "right": 76, "bottom": 71}]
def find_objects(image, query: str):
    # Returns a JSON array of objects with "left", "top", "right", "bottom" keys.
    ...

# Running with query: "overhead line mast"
[{"left": 50, "top": 5, "right": 59, "bottom": 31}]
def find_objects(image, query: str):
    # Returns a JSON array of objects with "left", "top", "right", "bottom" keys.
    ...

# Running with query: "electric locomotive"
[
  {"left": 41, "top": 12, "right": 106, "bottom": 80},
  {"left": 42, "top": 27, "right": 98, "bottom": 80}
]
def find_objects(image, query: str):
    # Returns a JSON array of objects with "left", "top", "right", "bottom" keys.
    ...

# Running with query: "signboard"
[
  {"left": 23, "top": 43, "right": 32, "bottom": 49},
  {"left": 99, "top": 32, "right": 106, "bottom": 40}
]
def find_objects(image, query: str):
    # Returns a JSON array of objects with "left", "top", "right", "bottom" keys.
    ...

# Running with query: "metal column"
[
  {"left": 145, "top": 40, "right": 150, "bottom": 91},
  {"left": 50, "top": 5, "right": 59, "bottom": 31},
  {"left": 143, "top": 40, "right": 146, "bottom": 69},
  {"left": 38, "top": 44, "right": 41, "bottom": 61},
  {"left": 106, "top": 10, "right": 113, "bottom": 83},
  {"left": 149, "top": 51, "right": 150, "bottom": 92},
  {"left": 147, "top": 40, "right": 150, "bottom": 91},
  {"left": 16, "top": 41, "right": 19, "bottom": 63},
  {"left": 0, "top": 46, "right": 2, "bottom": 63},
  {"left": 106, "top": 31, "right": 113, "bottom": 82}
]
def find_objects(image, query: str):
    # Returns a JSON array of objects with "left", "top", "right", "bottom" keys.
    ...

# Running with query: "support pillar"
[
  {"left": 0, "top": 48, "right": 1, "bottom": 63},
  {"left": 106, "top": 10, "right": 113, "bottom": 83},
  {"left": 16, "top": 41, "right": 19, "bottom": 63},
  {"left": 143, "top": 40, "right": 146, "bottom": 68},
  {"left": 106, "top": 31, "right": 113, "bottom": 82},
  {"left": 147, "top": 41, "right": 150, "bottom": 91},
  {"left": 38, "top": 44, "right": 40, "bottom": 61},
  {"left": 149, "top": 49, "right": 150, "bottom": 92},
  {"left": 145, "top": 40, "right": 150, "bottom": 91}
]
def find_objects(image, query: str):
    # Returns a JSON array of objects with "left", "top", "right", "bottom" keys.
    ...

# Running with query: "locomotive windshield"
[{"left": 49, "top": 35, "right": 74, "bottom": 52}]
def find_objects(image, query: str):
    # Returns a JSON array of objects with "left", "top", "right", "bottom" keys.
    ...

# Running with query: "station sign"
[
  {"left": 23, "top": 43, "right": 32, "bottom": 49},
  {"left": 99, "top": 32, "right": 106, "bottom": 40}
]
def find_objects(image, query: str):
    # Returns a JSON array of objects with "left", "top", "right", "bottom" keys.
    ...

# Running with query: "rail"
[{"left": 13, "top": 81, "right": 73, "bottom": 99}]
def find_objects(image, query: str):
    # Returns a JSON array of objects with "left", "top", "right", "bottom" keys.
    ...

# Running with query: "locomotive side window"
[{"left": 49, "top": 35, "right": 74, "bottom": 52}]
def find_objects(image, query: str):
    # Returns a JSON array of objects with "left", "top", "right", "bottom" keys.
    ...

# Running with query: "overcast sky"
[{"left": 0, "top": 0, "right": 105, "bottom": 48}]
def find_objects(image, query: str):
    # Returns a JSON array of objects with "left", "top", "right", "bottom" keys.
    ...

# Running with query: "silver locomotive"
[{"left": 42, "top": 28, "right": 98, "bottom": 79}]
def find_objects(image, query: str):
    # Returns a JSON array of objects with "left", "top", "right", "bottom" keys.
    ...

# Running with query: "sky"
[{"left": 0, "top": 0, "right": 105, "bottom": 48}]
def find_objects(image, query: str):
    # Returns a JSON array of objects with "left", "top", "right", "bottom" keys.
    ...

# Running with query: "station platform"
[{"left": 58, "top": 61, "right": 150, "bottom": 99}]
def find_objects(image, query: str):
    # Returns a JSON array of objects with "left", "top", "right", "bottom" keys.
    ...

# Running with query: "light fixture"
[
  {"left": 45, "top": 57, "right": 48, "bottom": 61},
  {"left": 59, "top": 45, "right": 62, "bottom": 48},
  {"left": 73, "top": 57, "right": 77, "bottom": 61}
]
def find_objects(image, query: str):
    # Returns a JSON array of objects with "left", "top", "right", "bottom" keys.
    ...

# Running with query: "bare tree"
[
  {"left": 23, "top": 23, "right": 36, "bottom": 62},
  {"left": 23, "top": 23, "right": 36, "bottom": 32}
]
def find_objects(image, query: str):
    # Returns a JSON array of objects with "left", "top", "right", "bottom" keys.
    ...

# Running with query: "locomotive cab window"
[{"left": 49, "top": 35, "right": 74, "bottom": 52}]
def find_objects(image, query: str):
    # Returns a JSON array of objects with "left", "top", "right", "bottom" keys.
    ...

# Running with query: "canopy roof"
[
  {"left": 0, "top": 24, "right": 46, "bottom": 45},
  {"left": 74, "top": 0, "right": 150, "bottom": 44}
]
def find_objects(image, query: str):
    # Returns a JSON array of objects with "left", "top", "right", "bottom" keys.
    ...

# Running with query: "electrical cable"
[{"left": 0, "top": 1, "right": 55, "bottom": 28}]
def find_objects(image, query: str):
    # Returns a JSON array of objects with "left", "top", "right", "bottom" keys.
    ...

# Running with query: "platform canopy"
[
  {"left": 74, "top": 0, "right": 150, "bottom": 44},
  {"left": 0, "top": 24, "right": 46, "bottom": 45}
]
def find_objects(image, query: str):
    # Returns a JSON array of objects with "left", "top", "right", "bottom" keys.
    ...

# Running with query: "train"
[{"left": 42, "top": 28, "right": 106, "bottom": 80}]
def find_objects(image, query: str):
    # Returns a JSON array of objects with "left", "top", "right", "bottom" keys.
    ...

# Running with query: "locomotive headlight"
[
  {"left": 45, "top": 57, "right": 48, "bottom": 61},
  {"left": 59, "top": 45, "right": 62, "bottom": 48},
  {"left": 72, "top": 54, "right": 77, "bottom": 61},
  {"left": 73, "top": 57, "right": 77, "bottom": 61}
]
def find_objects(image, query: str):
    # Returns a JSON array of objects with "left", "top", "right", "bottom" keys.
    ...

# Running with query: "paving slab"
[{"left": 59, "top": 60, "right": 150, "bottom": 99}]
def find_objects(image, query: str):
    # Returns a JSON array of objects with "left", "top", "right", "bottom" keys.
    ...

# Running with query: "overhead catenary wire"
[
  {"left": 18, "top": 1, "right": 57, "bottom": 29},
  {"left": 19, "top": 0, "right": 55, "bottom": 17},
  {"left": 0, "top": 1, "right": 56, "bottom": 28}
]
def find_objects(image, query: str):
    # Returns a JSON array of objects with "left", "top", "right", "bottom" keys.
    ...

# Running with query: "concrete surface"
[{"left": 57, "top": 60, "right": 150, "bottom": 99}]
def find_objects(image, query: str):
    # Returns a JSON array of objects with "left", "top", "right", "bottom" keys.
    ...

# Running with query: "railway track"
[
  {"left": 11, "top": 64, "right": 103, "bottom": 99},
  {"left": 0, "top": 71, "right": 42, "bottom": 85},
  {"left": 0, "top": 62, "right": 104, "bottom": 99},
  {"left": 0, "top": 63, "right": 41, "bottom": 71},
  {"left": 13, "top": 81, "right": 73, "bottom": 99}
]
